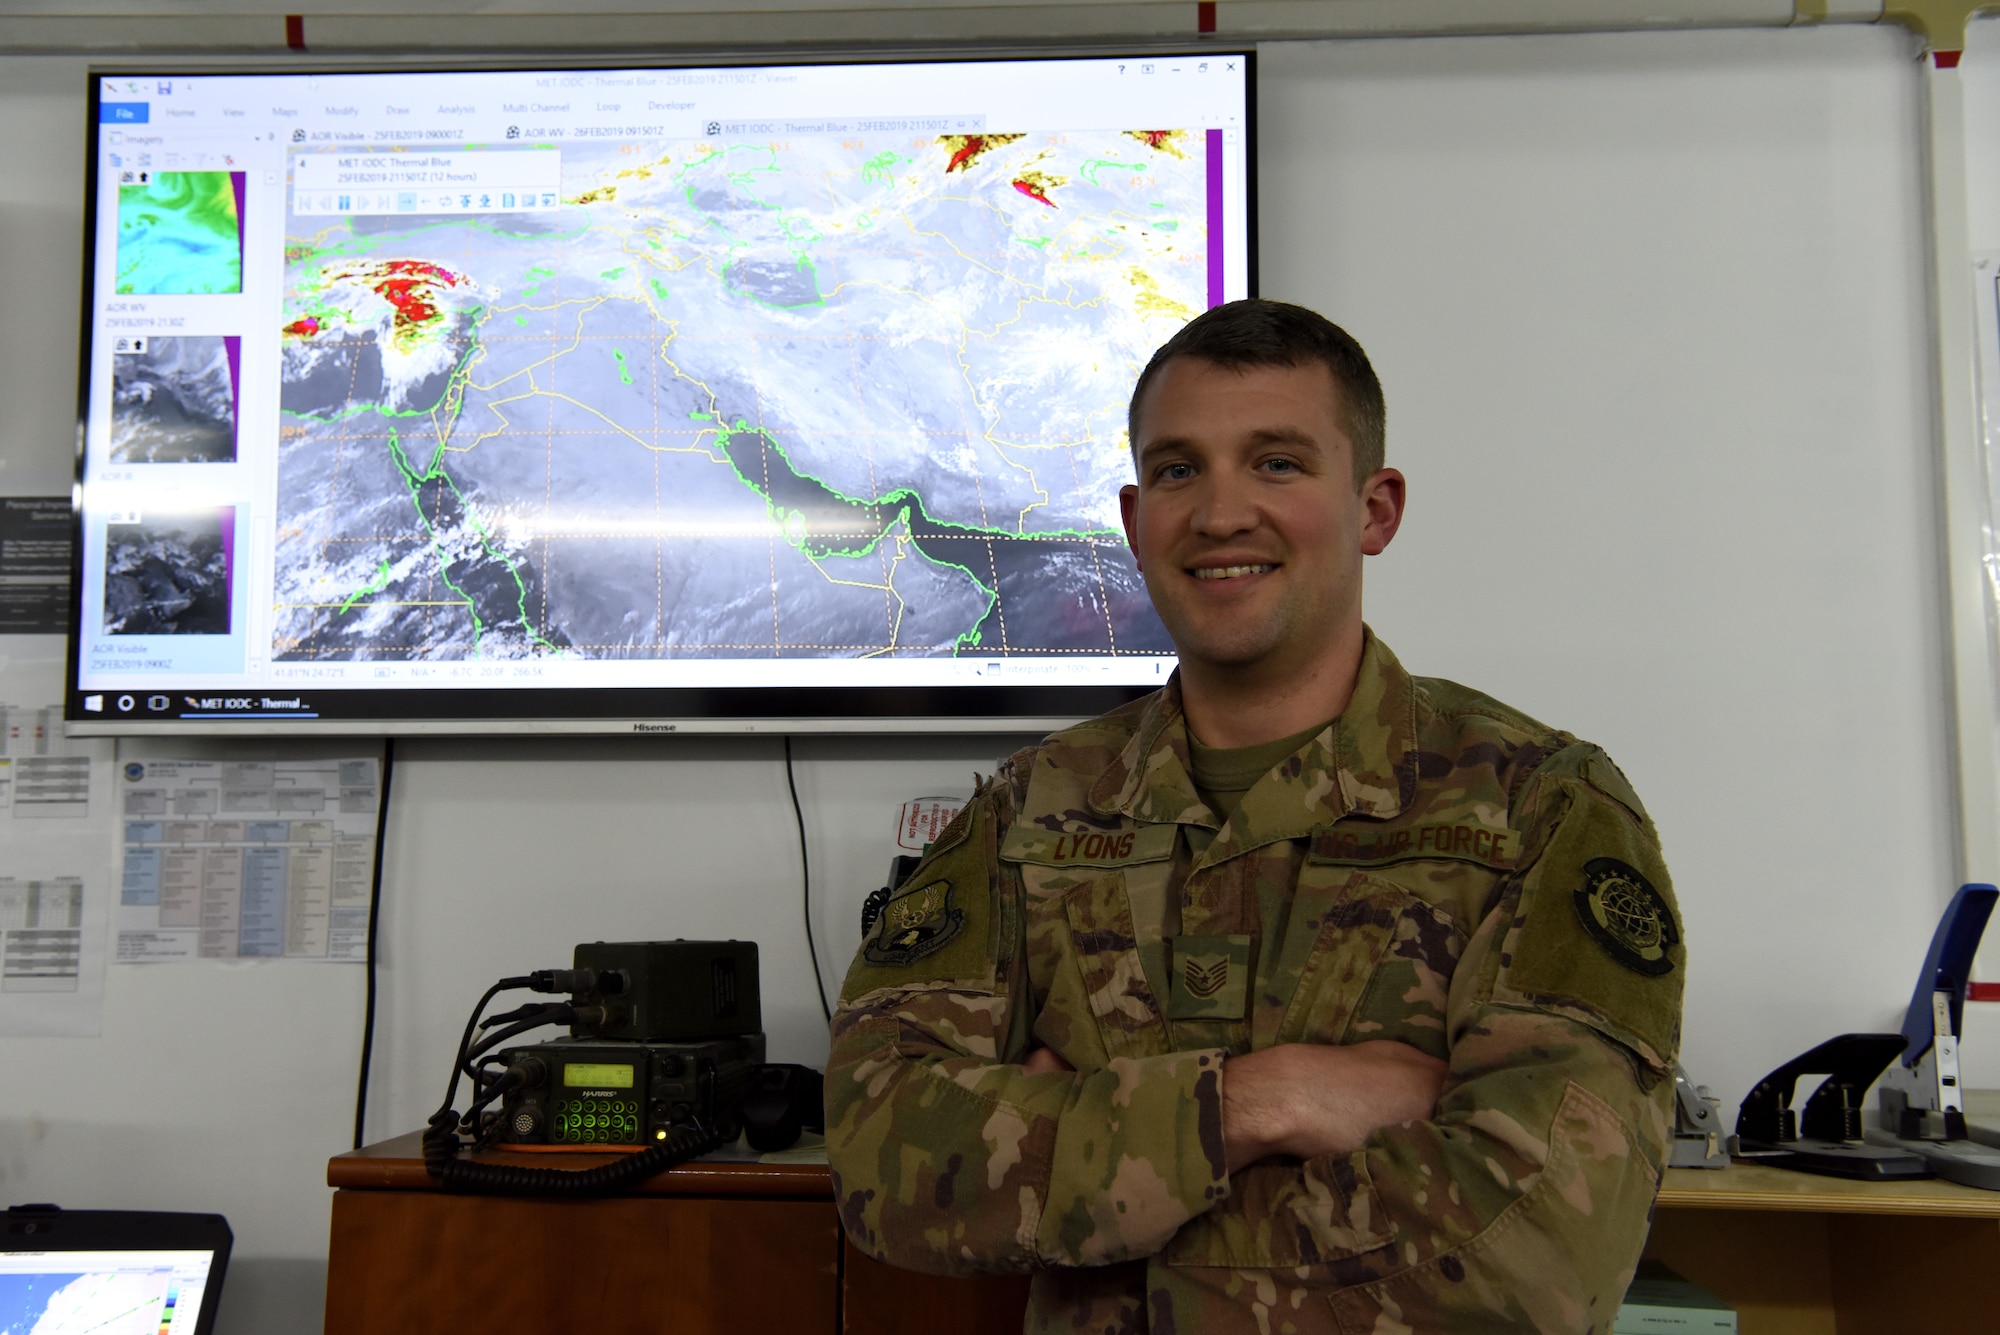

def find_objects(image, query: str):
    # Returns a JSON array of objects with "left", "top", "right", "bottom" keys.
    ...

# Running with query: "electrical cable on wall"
[
  {"left": 352, "top": 737, "right": 395, "bottom": 1150},
  {"left": 785, "top": 737, "right": 832, "bottom": 1022}
]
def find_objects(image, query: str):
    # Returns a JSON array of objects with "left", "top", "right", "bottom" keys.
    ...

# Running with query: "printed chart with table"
[
  {"left": 117, "top": 757, "right": 381, "bottom": 961},
  {"left": 0, "top": 688, "right": 111, "bottom": 1032}
]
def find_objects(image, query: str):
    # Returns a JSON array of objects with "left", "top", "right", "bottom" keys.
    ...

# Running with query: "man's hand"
[{"left": 1221, "top": 1041, "right": 1446, "bottom": 1170}]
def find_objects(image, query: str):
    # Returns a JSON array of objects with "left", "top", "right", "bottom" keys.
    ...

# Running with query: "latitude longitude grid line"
[
  {"left": 281, "top": 248, "right": 487, "bottom": 653},
  {"left": 280, "top": 325, "right": 1144, "bottom": 455},
  {"left": 1063, "top": 396, "right": 1122, "bottom": 654},
  {"left": 281, "top": 329, "right": 1139, "bottom": 461},
  {"left": 272, "top": 521, "right": 1148, "bottom": 655},
  {"left": 424, "top": 321, "right": 1190, "bottom": 341},
  {"left": 283, "top": 236, "right": 1187, "bottom": 265},
  {"left": 288, "top": 258, "right": 1190, "bottom": 314},
  {"left": 650, "top": 267, "right": 665, "bottom": 642},
  {"left": 292, "top": 234, "right": 1200, "bottom": 294},
  {"left": 285, "top": 252, "right": 1203, "bottom": 351},
  {"left": 294, "top": 423, "right": 1125, "bottom": 444},
  {"left": 965, "top": 173, "right": 1058, "bottom": 657},
  {"left": 269, "top": 470, "right": 1157, "bottom": 654},
  {"left": 860, "top": 326, "right": 901, "bottom": 650},
  {"left": 279, "top": 293, "right": 1183, "bottom": 449},
  {"left": 279, "top": 295, "right": 378, "bottom": 654},
  {"left": 742, "top": 323, "right": 784, "bottom": 657},
  {"left": 815, "top": 175, "right": 903, "bottom": 654},
  {"left": 271, "top": 557, "right": 1151, "bottom": 651},
  {"left": 271, "top": 423, "right": 1129, "bottom": 534},
  {"left": 274, "top": 494, "right": 1138, "bottom": 656},
  {"left": 272, "top": 532, "right": 1136, "bottom": 543},
  {"left": 540, "top": 239, "right": 558, "bottom": 642}
]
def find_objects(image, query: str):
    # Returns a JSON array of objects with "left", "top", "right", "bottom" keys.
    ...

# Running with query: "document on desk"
[
  {"left": 115, "top": 756, "right": 381, "bottom": 963},
  {"left": 0, "top": 642, "right": 114, "bottom": 1035}
]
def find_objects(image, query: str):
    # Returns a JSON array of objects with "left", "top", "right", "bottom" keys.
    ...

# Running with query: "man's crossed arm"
[{"left": 1023, "top": 1040, "right": 1448, "bottom": 1169}]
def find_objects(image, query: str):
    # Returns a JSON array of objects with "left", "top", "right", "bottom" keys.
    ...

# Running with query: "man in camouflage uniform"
[{"left": 826, "top": 300, "right": 1683, "bottom": 1333}]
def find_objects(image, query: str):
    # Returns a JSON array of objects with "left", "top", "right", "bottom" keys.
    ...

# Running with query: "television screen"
[{"left": 67, "top": 52, "right": 1255, "bottom": 732}]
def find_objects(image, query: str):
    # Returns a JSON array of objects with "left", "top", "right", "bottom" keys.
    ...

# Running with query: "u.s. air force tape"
[
  {"left": 1308, "top": 822, "right": 1519, "bottom": 869},
  {"left": 1572, "top": 857, "right": 1678, "bottom": 976}
]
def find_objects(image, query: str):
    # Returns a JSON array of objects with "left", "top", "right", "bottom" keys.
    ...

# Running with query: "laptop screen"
[{"left": 0, "top": 1247, "right": 219, "bottom": 1334}]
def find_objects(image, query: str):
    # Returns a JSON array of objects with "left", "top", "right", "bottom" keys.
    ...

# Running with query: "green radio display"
[{"left": 563, "top": 1062, "right": 635, "bottom": 1089}]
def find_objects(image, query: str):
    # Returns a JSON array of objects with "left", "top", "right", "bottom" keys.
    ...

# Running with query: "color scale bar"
[{"left": 1205, "top": 128, "right": 1224, "bottom": 308}]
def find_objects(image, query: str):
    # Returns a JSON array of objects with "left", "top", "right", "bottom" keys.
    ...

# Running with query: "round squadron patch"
[
  {"left": 863, "top": 878, "right": 964, "bottom": 968},
  {"left": 1572, "top": 857, "right": 1678, "bottom": 976}
]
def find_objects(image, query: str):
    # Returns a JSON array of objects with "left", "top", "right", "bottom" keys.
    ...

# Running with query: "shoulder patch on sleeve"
[
  {"left": 1582, "top": 750, "right": 1653, "bottom": 831},
  {"left": 1573, "top": 858, "right": 1678, "bottom": 976},
  {"left": 838, "top": 796, "right": 998, "bottom": 1001},
  {"left": 864, "top": 877, "right": 965, "bottom": 966},
  {"left": 1496, "top": 782, "right": 1684, "bottom": 1069}
]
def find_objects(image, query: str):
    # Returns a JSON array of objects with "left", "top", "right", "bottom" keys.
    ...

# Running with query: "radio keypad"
[{"left": 552, "top": 1095, "right": 640, "bottom": 1143}]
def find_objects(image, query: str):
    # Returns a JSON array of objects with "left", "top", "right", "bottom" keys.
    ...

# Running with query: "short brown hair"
[{"left": 1127, "top": 299, "right": 1386, "bottom": 485}]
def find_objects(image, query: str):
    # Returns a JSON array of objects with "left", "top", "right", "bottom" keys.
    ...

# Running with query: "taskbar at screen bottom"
[{"left": 63, "top": 683, "right": 1166, "bottom": 734}]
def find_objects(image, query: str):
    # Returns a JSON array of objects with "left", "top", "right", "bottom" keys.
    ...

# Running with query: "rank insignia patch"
[
  {"left": 1165, "top": 933, "right": 1252, "bottom": 1019},
  {"left": 1572, "top": 857, "right": 1678, "bottom": 976},
  {"left": 1183, "top": 957, "right": 1228, "bottom": 999},
  {"left": 863, "top": 878, "right": 964, "bottom": 968}
]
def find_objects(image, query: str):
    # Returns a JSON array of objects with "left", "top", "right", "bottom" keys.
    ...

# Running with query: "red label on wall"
[{"left": 897, "top": 796, "right": 965, "bottom": 852}]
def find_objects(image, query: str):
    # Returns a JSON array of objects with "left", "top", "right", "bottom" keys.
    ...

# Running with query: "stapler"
[
  {"left": 1731, "top": 1033, "right": 1931, "bottom": 1179},
  {"left": 1670, "top": 1063, "right": 1727, "bottom": 1168},
  {"left": 1867, "top": 883, "right": 2000, "bottom": 1189}
]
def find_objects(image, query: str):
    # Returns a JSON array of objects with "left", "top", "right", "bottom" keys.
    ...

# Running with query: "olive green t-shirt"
[{"left": 1186, "top": 718, "right": 1332, "bottom": 833}]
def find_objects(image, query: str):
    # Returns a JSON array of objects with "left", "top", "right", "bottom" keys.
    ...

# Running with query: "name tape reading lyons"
[{"left": 1000, "top": 825, "right": 1178, "bottom": 868}]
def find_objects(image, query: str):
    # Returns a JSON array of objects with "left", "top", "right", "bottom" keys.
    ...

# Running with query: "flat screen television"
[{"left": 66, "top": 51, "right": 1255, "bottom": 733}]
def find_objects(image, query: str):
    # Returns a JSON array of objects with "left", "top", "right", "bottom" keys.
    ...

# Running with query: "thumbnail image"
[
  {"left": 116, "top": 170, "right": 245, "bottom": 295},
  {"left": 102, "top": 508, "right": 233, "bottom": 636},
  {"left": 110, "top": 334, "right": 240, "bottom": 463}
]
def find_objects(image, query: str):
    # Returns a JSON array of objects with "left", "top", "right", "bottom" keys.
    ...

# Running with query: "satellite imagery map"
[
  {"left": 0, "top": 1270, "right": 172, "bottom": 1335},
  {"left": 272, "top": 129, "right": 1207, "bottom": 663}
]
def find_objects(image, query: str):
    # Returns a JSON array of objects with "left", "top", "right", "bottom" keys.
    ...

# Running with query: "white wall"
[
  {"left": 0, "top": 24, "right": 1968, "bottom": 1334},
  {"left": 1256, "top": 25, "right": 1959, "bottom": 1111}
]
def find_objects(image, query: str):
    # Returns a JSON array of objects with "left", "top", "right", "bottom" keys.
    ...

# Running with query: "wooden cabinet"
[
  {"left": 327, "top": 1140, "right": 2000, "bottom": 1334},
  {"left": 327, "top": 1187, "right": 836, "bottom": 1330},
  {"left": 324, "top": 1134, "right": 1028, "bottom": 1334},
  {"left": 1647, "top": 1164, "right": 2000, "bottom": 1335}
]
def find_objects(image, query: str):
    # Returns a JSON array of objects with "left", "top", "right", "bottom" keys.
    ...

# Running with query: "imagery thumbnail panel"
[
  {"left": 102, "top": 508, "right": 235, "bottom": 638},
  {"left": 116, "top": 170, "right": 246, "bottom": 296},
  {"left": 110, "top": 335, "right": 242, "bottom": 464}
]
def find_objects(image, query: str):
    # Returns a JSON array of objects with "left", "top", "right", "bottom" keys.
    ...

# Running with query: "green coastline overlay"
[{"left": 283, "top": 146, "right": 1136, "bottom": 657}]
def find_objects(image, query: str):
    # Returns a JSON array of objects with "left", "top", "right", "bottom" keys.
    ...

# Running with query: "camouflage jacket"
[{"left": 827, "top": 632, "right": 1683, "bottom": 1334}]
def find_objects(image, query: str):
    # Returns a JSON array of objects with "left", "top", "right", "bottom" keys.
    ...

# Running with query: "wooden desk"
[
  {"left": 1647, "top": 1163, "right": 2000, "bottom": 1335},
  {"left": 324, "top": 1132, "right": 1029, "bottom": 1334},
  {"left": 327, "top": 1139, "right": 2000, "bottom": 1334}
]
